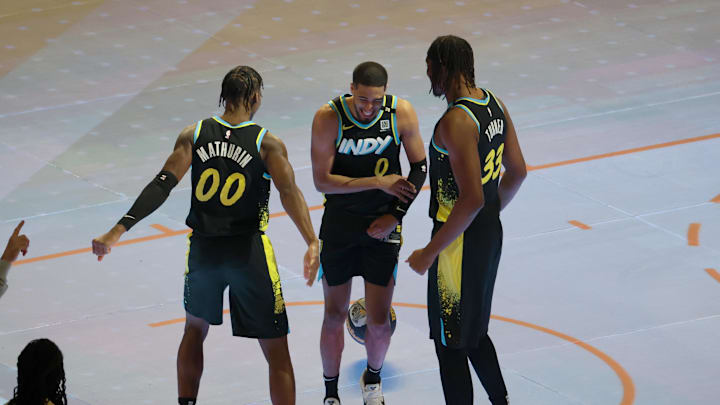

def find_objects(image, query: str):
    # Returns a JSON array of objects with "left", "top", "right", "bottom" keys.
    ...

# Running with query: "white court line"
[
  {"left": 502, "top": 314, "right": 720, "bottom": 358},
  {"left": 519, "top": 90, "right": 720, "bottom": 130}
]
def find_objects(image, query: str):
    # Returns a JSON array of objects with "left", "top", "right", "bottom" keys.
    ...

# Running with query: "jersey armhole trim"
[
  {"left": 391, "top": 95, "right": 400, "bottom": 145},
  {"left": 263, "top": 172, "right": 272, "bottom": 180},
  {"left": 431, "top": 137, "right": 449, "bottom": 155},
  {"left": 486, "top": 89, "right": 504, "bottom": 114},
  {"left": 328, "top": 101, "right": 343, "bottom": 147},
  {"left": 454, "top": 104, "right": 481, "bottom": 133},
  {"left": 256, "top": 128, "right": 268, "bottom": 152},
  {"left": 193, "top": 120, "right": 203, "bottom": 144}
]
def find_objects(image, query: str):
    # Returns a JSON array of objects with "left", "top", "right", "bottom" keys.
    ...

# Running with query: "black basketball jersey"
[
  {"left": 323, "top": 94, "right": 402, "bottom": 219},
  {"left": 185, "top": 116, "right": 271, "bottom": 237},
  {"left": 429, "top": 89, "right": 506, "bottom": 224}
]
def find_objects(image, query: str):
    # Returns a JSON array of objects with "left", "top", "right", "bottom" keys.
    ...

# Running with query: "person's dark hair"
[
  {"left": 352, "top": 61, "right": 388, "bottom": 88},
  {"left": 9, "top": 338, "right": 67, "bottom": 405},
  {"left": 219, "top": 65, "right": 263, "bottom": 112},
  {"left": 426, "top": 35, "right": 476, "bottom": 95}
]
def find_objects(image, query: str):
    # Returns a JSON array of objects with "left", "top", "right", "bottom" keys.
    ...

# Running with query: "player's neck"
[
  {"left": 220, "top": 109, "right": 253, "bottom": 125},
  {"left": 446, "top": 85, "right": 484, "bottom": 104}
]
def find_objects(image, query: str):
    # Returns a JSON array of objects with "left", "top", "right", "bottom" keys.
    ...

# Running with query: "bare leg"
[
  {"left": 363, "top": 278, "right": 395, "bottom": 371},
  {"left": 177, "top": 312, "right": 210, "bottom": 398},
  {"left": 259, "top": 336, "right": 296, "bottom": 405},
  {"left": 320, "top": 278, "right": 352, "bottom": 377}
]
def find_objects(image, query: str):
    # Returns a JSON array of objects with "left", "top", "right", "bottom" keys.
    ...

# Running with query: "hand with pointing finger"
[{"left": 2, "top": 220, "right": 30, "bottom": 263}]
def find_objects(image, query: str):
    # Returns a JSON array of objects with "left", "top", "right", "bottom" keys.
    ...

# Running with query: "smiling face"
[{"left": 349, "top": 82, "right": 386, "bottom": 123}]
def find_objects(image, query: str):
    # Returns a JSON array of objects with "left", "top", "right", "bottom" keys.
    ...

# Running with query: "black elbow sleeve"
[
  {"left": 117, "top": 171, "right": 178, "bottom": 230},
  {"left": 389, "top": 158, "right": 427, "bottom": 221}
]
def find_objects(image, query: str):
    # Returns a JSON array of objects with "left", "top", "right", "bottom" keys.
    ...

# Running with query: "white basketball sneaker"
[
  {"left": 323, "top": 397, "right": 341, "bottom": 405},
  {"left": 360, "top": 371, "right": 385, "bottom": 405}
]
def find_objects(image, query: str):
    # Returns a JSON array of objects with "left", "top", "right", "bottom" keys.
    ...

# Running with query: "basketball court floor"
[{"left": 1, "top": 0, "right": 719, "bottom": 403}]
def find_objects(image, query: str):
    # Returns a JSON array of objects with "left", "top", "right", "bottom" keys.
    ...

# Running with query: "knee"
[
  {"left": 365, "top": 314, "right": 391, "bottom": 335},
  {"left": 323, "top": 307, "right": 347, "bottom": 328}
]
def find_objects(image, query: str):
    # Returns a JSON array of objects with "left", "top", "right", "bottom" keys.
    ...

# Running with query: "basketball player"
[
  {"left": 311, "top": 61, "right": 427, "bottom": 405},
  {"left": 92, "top": 66, "right": 319, "bottom": 405},
  {"left": 407, "top": 36, "right": 527, "bottom": 405}
]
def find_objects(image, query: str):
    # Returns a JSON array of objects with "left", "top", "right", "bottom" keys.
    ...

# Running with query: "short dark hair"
[
  {"left": 352, "top": 61, "right": 388, "bottom": 87},
  {"left": 10, "top": 338, "right": 67, "bottom": 405},
  {"left": 219, "top": 65, "right": 263, "bottom": 111},
  {"left": 426, "top": 35, "right": 476, "bottom": 94}
]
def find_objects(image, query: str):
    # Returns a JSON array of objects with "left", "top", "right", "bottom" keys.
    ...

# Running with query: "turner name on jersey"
[{"left": 195, "top": 140, "right": 254, "bottom": 168}]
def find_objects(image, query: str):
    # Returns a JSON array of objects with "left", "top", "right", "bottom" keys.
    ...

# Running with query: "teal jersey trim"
[
  {"left": 431, "top": 137, "right": 449, "bottom": 155},
  {"left": 391, "top": 95, "right": 400, "bottom": 145},
  {"left": 212, "top": 115, "right": 256, "bottom": 129},
  {"left": 328, "top": 101, "right": 344, "bottom": 147},
  {"left": 256, "top": 128, "right": 267, "bottom": 152},
  {"left": 454, "top": 104, "right": 480, "bottom": 133},
  {"left": 193, "top": 120, "right": 203, "bottom": 144},
  {"left": 340, "top": 95, "right": 385, "bottom": 129}
]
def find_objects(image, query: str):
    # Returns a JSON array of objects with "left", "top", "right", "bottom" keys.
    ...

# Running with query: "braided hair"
[
  {"left": 426, "top": 35, "right": 476, "bottom": 97},
  {"left": 219, "top": 65, "right": 264, "bottom": 112},
  {"left": 9, "top": 338, "right": 67, "bottom": 405}
]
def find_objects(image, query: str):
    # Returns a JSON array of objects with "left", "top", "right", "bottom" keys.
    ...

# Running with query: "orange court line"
[
  {"left": 705, "top": 269, "right": 720, "bottom": 284},
  {"left": 688, "top": 223, "right": 701, "bottom": 246},
  {"left": 711, "top": 194, "right": 720, "bottom": 203},
  {"left": 527, "top": 132, "right": 720, "bottom": 171},
  {"left": 568, "top": 220, "right": 592, "bottom": 230},
  {"left": 148, "top": 301, "right": 635, "bottom": 405},
  {"left": 11, "top": 132, "right": 720, "bottom": 267},
  {"left": 150, "top": 224, "right": 175, "bottom": 234}
]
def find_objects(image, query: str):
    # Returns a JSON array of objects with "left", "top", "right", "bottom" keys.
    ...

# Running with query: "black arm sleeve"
[
  {"left": 117, "top": 171, "right": 179, "bottom": 230},
  {"left": 389, "top": 158, "right": 427, "bottom": 221}
]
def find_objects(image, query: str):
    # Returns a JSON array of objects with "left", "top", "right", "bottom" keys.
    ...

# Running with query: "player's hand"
[
  {"left": 303, "top": 239, "right": 320, "bottom": 286},
  {"left": 2, "top": 221, "right": 30, "bottom": 263},
  {"left": 377, "top": 174, "right": 416, "bottom": 203},
  {"left": 406, "top": 247, "right": 434, "bottom": 275},
  {"left": 92, "top": 224, "right": 126, "bottom": 262},
  {"left": 367, "top": 214, "right": 399, "bottom": 240}
]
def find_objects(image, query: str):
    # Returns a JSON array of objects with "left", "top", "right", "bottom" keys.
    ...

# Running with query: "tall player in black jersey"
[
  {"left": 92, "top": 66, "right": 319, "bottom": 405},
  {"left": 407, "top": 36, "right": 527, "bottom": 405},
  {"left": 311, "top": 62, "right": 426, "bottom": 405}
]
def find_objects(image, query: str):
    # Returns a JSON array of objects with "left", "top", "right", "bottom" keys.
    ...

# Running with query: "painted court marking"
[
  {"left": 705, "top": 269, "right": 720, "bottom": 284},
  {"left": 148, "top": 301, "right": 635, "bottom": 405},
  {"left": 11, "top": 132, "right": 719, "bottom": 267},
  {"left": 568, "top": 220, "right": 592, "bottom": 230},
  {"left": 687, "top": 223, "right": 701, "bottom": 246}
]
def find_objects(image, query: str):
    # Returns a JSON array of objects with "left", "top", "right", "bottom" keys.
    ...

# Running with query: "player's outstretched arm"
[
  {"left": 496, "top": 98, "right": 527, "bottom": 210},
  {"left": 407, "top": 109, "right": 485, "bottom": 275},
  {"left": 92, "top": 125, "right": 194, "bottom": 261},
  {"left": 311, "top": 105, "right": 415, "bottom": 202},
  {"left": 262, "top": 132, "right": 320, "bottom": 286}
]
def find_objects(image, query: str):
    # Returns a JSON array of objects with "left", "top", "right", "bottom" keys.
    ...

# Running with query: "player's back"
[
  {"left": 186, "top": 116, "right": 271, "bottom": 237},
  {"left": 430, "top": 89, "right": 506, "bottom": 226}
]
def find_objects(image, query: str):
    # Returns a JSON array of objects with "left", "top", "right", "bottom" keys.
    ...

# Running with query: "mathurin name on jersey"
[{"left": 195, "top": 141, "right": 254, "bottom": 168}]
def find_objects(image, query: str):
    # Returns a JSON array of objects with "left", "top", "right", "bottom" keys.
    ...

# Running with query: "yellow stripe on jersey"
[
  {"left": 261, "top": 234, "right": 285, "bottom": 314},
  {"left": 454, "top": 104, "right": 480, "bottom": 133},
  {"left": 340, "top": 95, "right": 385, "bottom": 129},
  {"left": 438, "top": 232, "right": 464, "bottom": 315},
  {"left": 256, "top": 128, "right": 267, "bottom": 152},
  {"left": 328, "top": 100, "right": 344, "bottom": 147},
  {"left": 455, "top": 93, "right": 490, "bottom": 106},
  {"left": 391, "top": 95, "right": 400, "bottom": 145},
  {"left": 193, "top": 120, "right": 203, "bottom": 144},
  {"left": 211, "top": 115, "right": 256, "bottom": 129}
]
